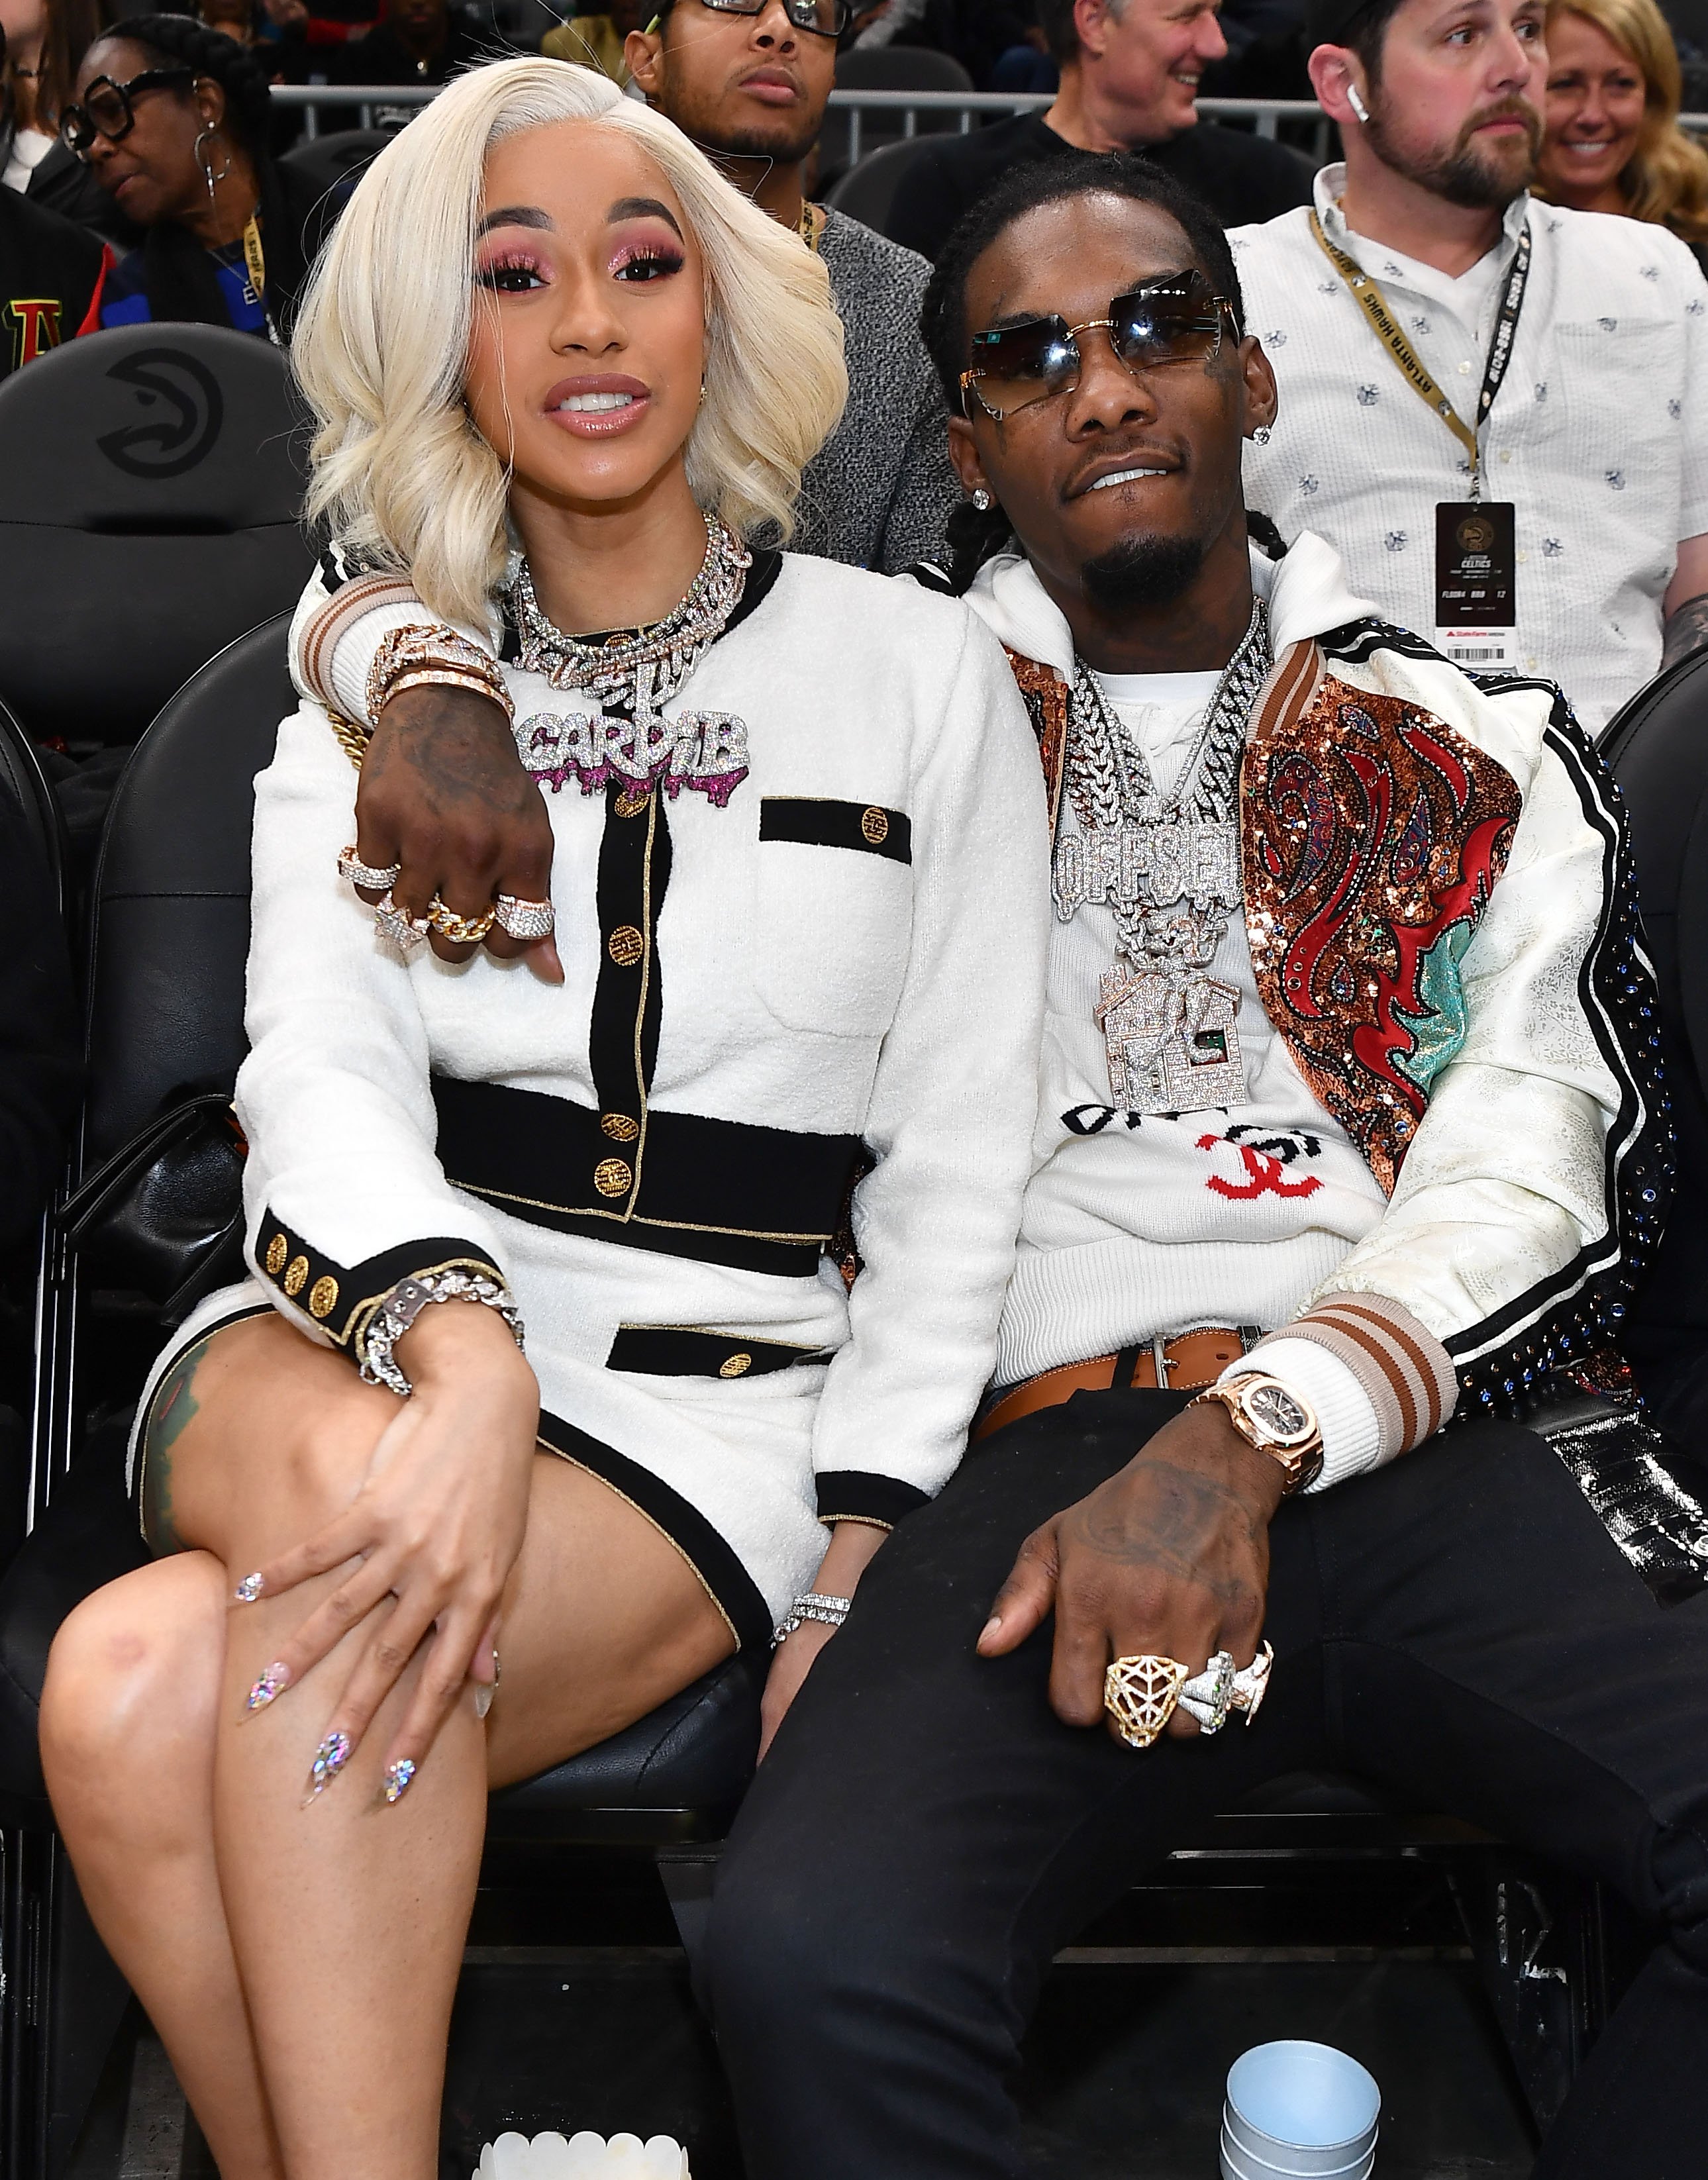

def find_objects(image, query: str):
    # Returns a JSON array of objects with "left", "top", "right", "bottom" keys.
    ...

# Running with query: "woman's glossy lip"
[{"left": 543, "top": 373, "right": 653, "bottom": 438}]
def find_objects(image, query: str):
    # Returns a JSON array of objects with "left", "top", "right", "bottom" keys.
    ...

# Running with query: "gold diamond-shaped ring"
[{"left": 1103, "top": 1654, "right": 1189, "bottom": 1750}]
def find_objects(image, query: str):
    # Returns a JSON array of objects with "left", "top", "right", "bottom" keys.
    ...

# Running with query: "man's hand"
[
  {"left": 350, "top": 683, "right": 562, "bottom": 980},
  {"left": 978, "top": 1401, "right": 1285, "bottom": 1739}
]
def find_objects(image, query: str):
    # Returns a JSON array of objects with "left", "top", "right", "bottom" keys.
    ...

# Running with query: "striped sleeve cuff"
[
  {"left": 295, "top": 575, "right": 431, "bottom": 721},
  {"left": 1247, "top": 1293, "right": 1457, "bottom": 1465}
]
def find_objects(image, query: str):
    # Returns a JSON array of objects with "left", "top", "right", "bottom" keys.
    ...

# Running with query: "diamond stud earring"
[{"left": 972, "top": 488, "right": 993, "bottom": 512}]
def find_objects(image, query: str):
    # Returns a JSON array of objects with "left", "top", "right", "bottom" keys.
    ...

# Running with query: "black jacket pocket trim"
[{"left": 760, "top": 797, "right": 911, "bottom": 864}]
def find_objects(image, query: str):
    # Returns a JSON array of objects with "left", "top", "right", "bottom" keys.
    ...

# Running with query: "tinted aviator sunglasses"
[
  {"left": 61, "top": 67, "right": 195, "bottom": 155},
  {"left": 647, "top": 0, "right": 852, "bottom": 36},
  {"left": 960, "top": 270, "right": 1239, "bottom": 422}
]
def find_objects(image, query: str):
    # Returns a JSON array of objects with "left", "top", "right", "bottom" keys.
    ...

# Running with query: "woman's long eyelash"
[
  {"left": 475, "top": 252, "right": 548, "bottom": 292},
  {"left": 612, "top": 244, "right": 686, "bottom": 281}
]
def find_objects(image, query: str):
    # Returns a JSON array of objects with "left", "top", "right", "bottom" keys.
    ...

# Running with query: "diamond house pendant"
[{"left": 1097, "top": 963, "right": 1247, "bottom": 1113}]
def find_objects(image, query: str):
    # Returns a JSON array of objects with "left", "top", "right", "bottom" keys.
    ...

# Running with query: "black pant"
[{"left": 704, "top": 1391, "right": 1708, "bottom": 2179}]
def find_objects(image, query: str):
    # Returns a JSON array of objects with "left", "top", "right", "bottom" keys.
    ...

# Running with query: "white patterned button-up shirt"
[{"left": 1232, "top": 166, "right": 1708, "bottom": 730}]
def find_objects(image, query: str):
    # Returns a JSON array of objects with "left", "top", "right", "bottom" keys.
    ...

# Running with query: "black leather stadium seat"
[
  {"left": 1601, "top": 652, "right": 1708, "bottom": 1443},
  {"left": 0, "top": 323, "right": 315, "bottom": 750},
  {"left": 280, "top": 126, "right": 392, "bottom": 199}
]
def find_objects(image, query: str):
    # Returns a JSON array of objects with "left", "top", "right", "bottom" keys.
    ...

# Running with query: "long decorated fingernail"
[
  {"left": 246, "top": 1661, "right": 290, "bottom": 1712},
  {"left": 474, "top": 1684, "right": 493, "bottom": 1720},
  {"left": 382, "top": 1758, "right": 416, "bottom": 1805},
  {"left": 234, "top": 1572, "right": 264, "bottom": 1604},
  {"left": 304, "top": 1731, "right": 352, "bottom": 1803}
]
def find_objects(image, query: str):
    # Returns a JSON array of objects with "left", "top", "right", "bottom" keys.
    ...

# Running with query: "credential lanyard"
[
  {"left": 1308, "top": 209, "right": 1531, "bottom": 501},
  {"left": 241, "top": 212, "right": 266, "bottom": 304}
]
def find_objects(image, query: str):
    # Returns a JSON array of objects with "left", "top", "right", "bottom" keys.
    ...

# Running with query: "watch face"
[{"left": 1244, "top": 1380, "right": 1311, "bottom": 1442}]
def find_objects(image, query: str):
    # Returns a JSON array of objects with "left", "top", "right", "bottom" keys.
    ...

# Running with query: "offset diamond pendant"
[{"left": 1097, "top": 964, "right": 1247, "bottom": 1113}]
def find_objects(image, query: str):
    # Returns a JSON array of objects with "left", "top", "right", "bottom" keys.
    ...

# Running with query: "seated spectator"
[
  {"left": 540, "top": 0, "right": 646, "bottom": 84},
  {"left": 2, "top": 0, "right": 128, "bottom": 238},
  {"left": 1536, "top": 0, "right": 1708, "bottom": 268},
  {"left": 330, "top": 0, "right": 489, "bottom": 89},
  {"left": 65, "top": 11, "right": 343, "bottom": 334},
  {"left": 1236, "top": 0, "right": 1708, "bottom": 726},
  {"left": 856, "top": 0, "right": 1038, "bottom": 85},
  {"left": 885, "top": 0, "right": 1316, "bottom": 262},
  {"left": 0, "top": 168, "right": 108, "bottom": 372},
  {"left": 197, "top": 0, "right": 264, "bottom": 42},
  {"left": 623, "top": 0, "right": 960, "bottom": 569}
]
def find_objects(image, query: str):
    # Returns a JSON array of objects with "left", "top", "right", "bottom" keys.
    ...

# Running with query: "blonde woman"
[
  {"left": 35, "top": 56, "right": 1048, "bottom": 2179},
  {"left": 1537, "top": 0, "right": 1708, "bottom": 265}
]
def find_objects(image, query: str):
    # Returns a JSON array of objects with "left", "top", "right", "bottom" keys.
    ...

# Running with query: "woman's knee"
[{"left": 40, "top": 1556, "right": 230, "bottom": 1799}]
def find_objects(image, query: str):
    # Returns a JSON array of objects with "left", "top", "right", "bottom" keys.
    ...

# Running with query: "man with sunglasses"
[
  {"left": 613, "top": 0, "right": 959, "bottom": 571},
  {"left": 1228, "top": 0, "right": 1708, "bottom": 732},
  {"left": 885, "top": 0, "right": 1316, "bottom": 266},
  {"left": 693, "top": 152, "right": 1708, "bottom": 2179}
]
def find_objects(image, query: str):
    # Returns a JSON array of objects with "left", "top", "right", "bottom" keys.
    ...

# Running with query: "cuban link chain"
[
  {"left": 508, "top": 516, "right": 754, "bottom": 807},
  {"left": 1054, "top": 599, "right": 1271, "bottom": 1111}
]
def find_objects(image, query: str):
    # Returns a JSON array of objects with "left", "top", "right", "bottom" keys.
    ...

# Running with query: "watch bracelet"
[{"left": 358, "top": 1268, "right": 525, "bottom": 1398}]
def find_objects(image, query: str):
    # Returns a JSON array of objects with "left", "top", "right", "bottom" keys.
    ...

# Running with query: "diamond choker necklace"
[{"left": 507, "top": 517, "right": 754, "bottom": 809}]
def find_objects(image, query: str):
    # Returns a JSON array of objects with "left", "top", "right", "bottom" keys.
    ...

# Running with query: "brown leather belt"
[{"left": 974, "top": 1327, "right": 1260, "bottom": 1443}]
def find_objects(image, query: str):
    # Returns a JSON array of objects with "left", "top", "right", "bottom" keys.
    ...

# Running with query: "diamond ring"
[
  {"left": 1103, "top": 1654, "right": 1189, "bottom": 1750},
  {"left": 374, "top": 890, "right": 429, "bottom": 952},
  {"left": 493, "top": 893, "right": 556, "bottom": 941},
  {"left": 1177, "top": 1649, "right": 1238, "bottom": 1735},
  {"left": 338, "top": 842, "right": 402, "bottom": 891},
  {"left": 1229, "top": 1642, "right": 1275, "bottom": 1723}
]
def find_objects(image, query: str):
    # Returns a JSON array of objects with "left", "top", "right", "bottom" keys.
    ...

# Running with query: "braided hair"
[
  {"left": 95, "top": 13, "right": 321, "bottom": 333},
  {"left": 919, "top": 151, "right": 1258, "bottom": 596}
]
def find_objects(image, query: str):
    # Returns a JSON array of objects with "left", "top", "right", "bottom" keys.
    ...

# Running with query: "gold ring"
[
  {"left": 427, "top": 895, "right": 497, "bottom": 944},
  {"left": 1103, "top": 1654, "right": 1189, "bottom": 1750}
]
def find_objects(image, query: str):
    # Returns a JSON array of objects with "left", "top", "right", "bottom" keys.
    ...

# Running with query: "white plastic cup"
[
  {"left": 1221, "top": 2120, "right": 1375, "bottom": 2180},
  {"left": 1221, "top": 2042, "right": 1380, "bottom": 2177}
]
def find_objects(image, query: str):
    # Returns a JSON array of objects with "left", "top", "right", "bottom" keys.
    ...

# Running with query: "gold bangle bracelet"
[{"left": 381, "top": 667, "right": 515, "bottom": 715}]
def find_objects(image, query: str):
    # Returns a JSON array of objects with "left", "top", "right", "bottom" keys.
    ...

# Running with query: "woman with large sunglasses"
[{"left": 65, "top": 9, "right": 341, "bottom": 336}]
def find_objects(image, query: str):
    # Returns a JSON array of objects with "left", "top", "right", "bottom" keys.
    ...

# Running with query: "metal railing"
[
  {"left": 269, "top": 78, "right": 1332, "bottom": 153},
  {"left": 270, "top": 76, "right": 1708, "bottom": 160}
]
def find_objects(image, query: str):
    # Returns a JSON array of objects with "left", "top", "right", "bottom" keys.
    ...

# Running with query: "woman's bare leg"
[
  {"left": 42, "top": 1552, "right": 285, "bottom": 2180},
  {"left": 42, "top": 1314, "right": 735, "bottom": 2180}
]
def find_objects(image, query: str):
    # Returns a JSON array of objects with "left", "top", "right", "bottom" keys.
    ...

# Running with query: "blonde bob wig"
[
  {"left": 291, "top": 57, "right": 848, "bottom": 628},
  {"left": 1540, "top": 0, "right": 1708, "bottom": 244}
]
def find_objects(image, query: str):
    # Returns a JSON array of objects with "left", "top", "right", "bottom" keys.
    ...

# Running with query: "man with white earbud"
[{"left": 1230, "top": 0, "right": 1708, "bottom": 732}]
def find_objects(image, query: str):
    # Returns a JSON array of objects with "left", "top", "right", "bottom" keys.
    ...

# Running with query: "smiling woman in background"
[{"left": 1535, "top": 0, "right": 1708, "bottom": 268}]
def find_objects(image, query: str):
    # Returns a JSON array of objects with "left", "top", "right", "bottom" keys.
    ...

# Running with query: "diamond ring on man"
[
  {"left": 374, "top": 890, "right": 428, "bottom": 952},
  {"left": 1177, "top": 1649, "right": 1238, "bottom": 1735},
  {"left": 427, "top": 895, "right": 498, "bottom": 944},
  {"left": 338, "top": 842, "right": 402, "bottom": 891},
  {"left": 493, "top": 893, "right": 556, "bottom": 941},
  {"left": 1229, "top": 1641, "right": 1275, "bottom": 1723},
  {"left": 1103, "top": 1654, "right": 1189, "bottom": 1750}
]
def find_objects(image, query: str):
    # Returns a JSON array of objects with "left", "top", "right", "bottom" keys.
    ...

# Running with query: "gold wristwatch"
[{"left": 1192, "top": 1375, "right": 1324, "bottom": 1495}]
